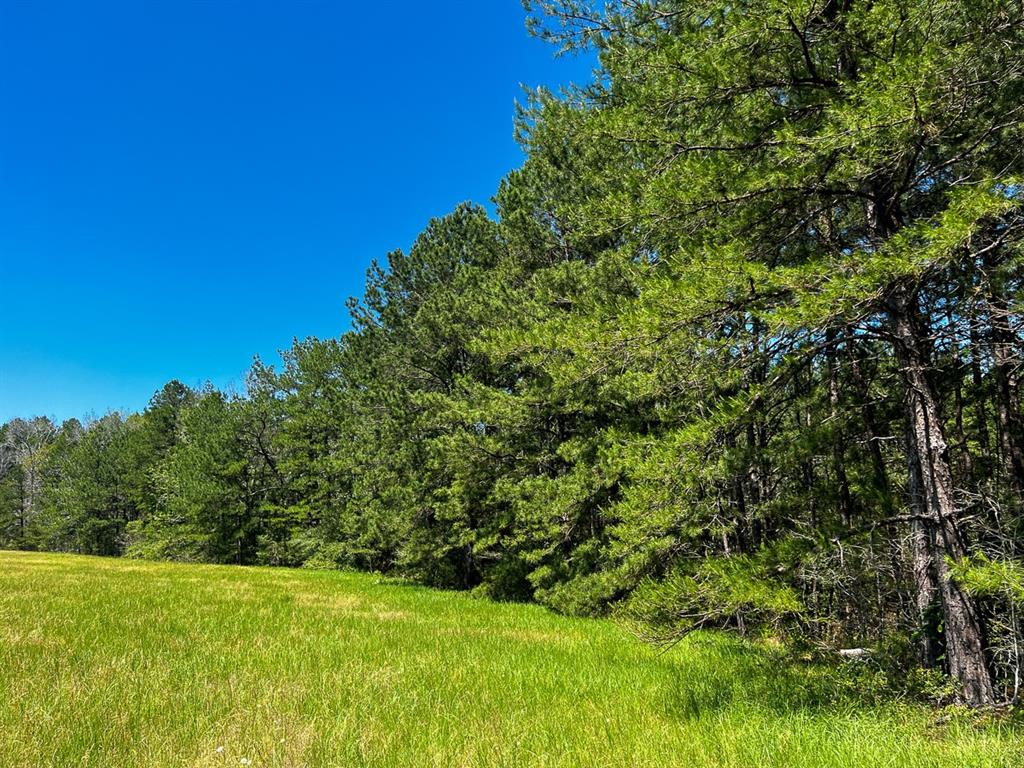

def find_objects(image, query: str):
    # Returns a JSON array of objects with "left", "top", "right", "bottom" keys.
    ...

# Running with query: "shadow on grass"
[{"left": 657, "top": 633, "right": 1023, "bottom": 726}]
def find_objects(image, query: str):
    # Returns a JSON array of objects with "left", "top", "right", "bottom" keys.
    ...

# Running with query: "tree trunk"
[
  {"left": 906, "top": 419, "right": 939, "bottom": 667},
  {"left": 827, "top": 329, "right": 853, "bottom": 527},
  {"left": 947, "top": 302, "right": 974, "bottom": 481},
  {"left": 847, "top": 342, "right": 894, "bottom": 515},
  {"left": 888, "top": 290, "right": 995, "bottom": 707},
  {"left": 983, "top": 253, "right": 1024, "bottom": 491},
  {"left": 992, "top": 320, "right": 1024, "bottom": 491},
  {"left": 968, "top": 324, "right": 991, "bottom": 475}
]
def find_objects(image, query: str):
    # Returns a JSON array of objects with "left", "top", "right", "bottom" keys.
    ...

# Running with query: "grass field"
[{"left": 0, "top": 551, "right": 1020, "bottom": 767}]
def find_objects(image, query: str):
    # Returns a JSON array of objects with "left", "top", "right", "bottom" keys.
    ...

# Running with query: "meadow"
[{"left": 0, "top": 550, "right": 1019, "bottom": 768}]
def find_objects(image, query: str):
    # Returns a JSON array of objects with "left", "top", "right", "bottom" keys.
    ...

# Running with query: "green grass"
[{"left": 0, "top": 551, "right": 1019, "bottom": 767}]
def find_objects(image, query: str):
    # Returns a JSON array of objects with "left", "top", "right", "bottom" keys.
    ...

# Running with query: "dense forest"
[{"left": 4, "top": 0, "right": 1024, "bottom": 709}]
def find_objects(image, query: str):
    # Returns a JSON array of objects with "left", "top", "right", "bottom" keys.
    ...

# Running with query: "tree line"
[{"left": 4, "top": 0, "right": 1024, "bottom": 708}]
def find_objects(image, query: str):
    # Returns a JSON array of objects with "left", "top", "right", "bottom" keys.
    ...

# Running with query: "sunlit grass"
[{"left": 0, "top": 550, "right": 1019, "bottom": 767}]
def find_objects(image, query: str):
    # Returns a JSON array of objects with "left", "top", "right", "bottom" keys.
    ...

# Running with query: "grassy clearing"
[{"left": 0, "top": 551, "right": 1019, "bottom": 767}]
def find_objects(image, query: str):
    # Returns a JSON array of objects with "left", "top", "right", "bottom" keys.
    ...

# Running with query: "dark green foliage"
[{"left": 39, "top": 414, "right": 135, "bottom": 555}]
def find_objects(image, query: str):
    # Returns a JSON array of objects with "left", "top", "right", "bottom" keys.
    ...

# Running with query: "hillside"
[{"left": 0, "top": 551, "right": 1019, "bottom": 767}]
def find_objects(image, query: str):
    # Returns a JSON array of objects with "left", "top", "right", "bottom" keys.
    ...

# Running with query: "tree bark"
[
  {"left": 889, "top": 290, "right": 995, "bottom": 706},
  {"left": 968, "top": 324, "right": 992, "bottom": 475},
  {"left": 906, "top": 419, "right": 939, "bottom": 667},
  {"left": 991, "top": 316, "right": 1024, "bottom": 491},
  {"left": 947, "top": 302, "right": 974, "bottom": 481},
  {"left": 847, "top": 343, "right": 894, "bottom": 515},
  {"left": 827, "top": 329, "right": 853, "bottom": 527}
]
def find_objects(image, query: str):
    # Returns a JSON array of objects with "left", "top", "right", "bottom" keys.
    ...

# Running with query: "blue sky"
[{"left": 0, "top": 1, "right": 592, "bottom": 423}]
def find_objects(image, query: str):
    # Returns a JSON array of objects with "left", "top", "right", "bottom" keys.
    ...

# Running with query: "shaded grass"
[{"left": 0, "top": 550, "right": 1019, "bottom": 767}]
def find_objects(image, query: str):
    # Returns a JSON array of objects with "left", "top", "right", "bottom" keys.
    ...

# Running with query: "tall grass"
[{"left": 0, "top": 551, "right": 1019, "bottom": 767}]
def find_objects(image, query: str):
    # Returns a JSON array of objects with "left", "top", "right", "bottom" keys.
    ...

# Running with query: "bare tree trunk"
[
  {"left": 969, "top": 324, "right": 992, "bottom": 474},
  {"left": 906, "top": 419, "right": 939, "bottom": 667},
  {"left": 992, "top": 320, "right": 1024, "bottom": 491},
  {"left": 847, "top": 342, "right": 894, "bottom": 515},
  {"left": 982, "top": 255, "right": 1024, "bottom": 491},
  {"left": 947, "top": 303, "right": 974, "bottom": 480},
  {"left": 889, "top": 290, "right": 995, "bottom": 707},
  {"left": 746, "top": 315, "right": 767, "bottom": 547},
  {"left": 827, "top": 329, "right": 853, "bottom": 527}
]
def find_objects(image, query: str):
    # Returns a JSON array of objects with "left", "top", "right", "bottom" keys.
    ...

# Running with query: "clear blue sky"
[{"left": 0, "top": 1, "right": 592, "bottom": 423}]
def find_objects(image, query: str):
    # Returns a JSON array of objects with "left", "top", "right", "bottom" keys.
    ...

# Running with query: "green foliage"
[
  {"left": 620, "top": 551, "right": 804, "bottom": 643},
  {"left": 952, "top": 555, "right": 1024, "bottom": 603},
  {"left": 35, "top": 413, "right": 138, "bottom": 555}
]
